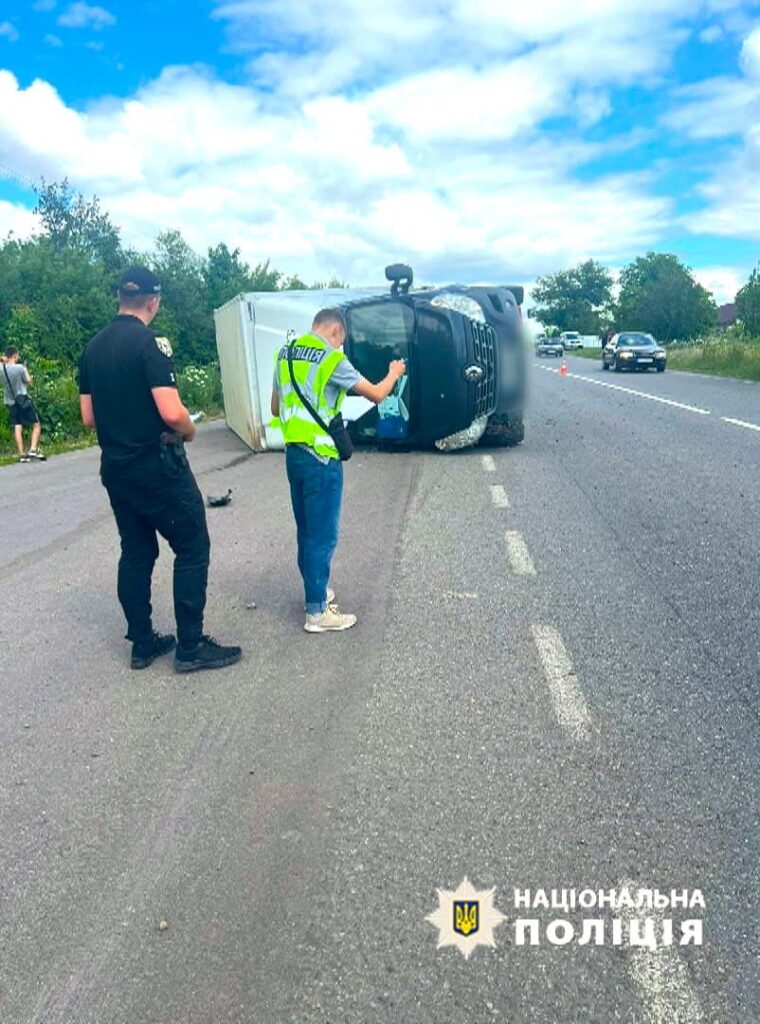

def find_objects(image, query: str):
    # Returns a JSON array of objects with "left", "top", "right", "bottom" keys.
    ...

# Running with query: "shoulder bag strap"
[
  {"left": 286, "top": 340, "right": 331, "bottom": 433},
  {"left": 3, "top": 362, "right": 18, "bottom": 400}
]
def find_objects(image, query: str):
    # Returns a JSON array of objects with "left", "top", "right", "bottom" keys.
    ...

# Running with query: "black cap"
[{"left": 117, "top": 266, "right": 161, "bottom": 296}]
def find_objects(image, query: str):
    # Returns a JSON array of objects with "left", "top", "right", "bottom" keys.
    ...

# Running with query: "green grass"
[
  {"left": 0, "top": 432, "right": 98, "bottom": 466},
  {"left": 664, "top": 335, "right": 760, "bottom": 380}
]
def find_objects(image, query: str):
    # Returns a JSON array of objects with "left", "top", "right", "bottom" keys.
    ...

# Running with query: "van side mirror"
[{"left": 385, "top": 263, "right": 414, "bottom": 295}]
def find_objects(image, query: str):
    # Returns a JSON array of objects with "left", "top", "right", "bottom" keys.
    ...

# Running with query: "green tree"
[
  {"left": 249, "top": 259, "right": 282, "bottom": 291},
  {"left": 202, "top": 245, "right": 284, "bottom": 311},
  {"left": 150, "top": 230, "right": 212, "bottom": 366},
  {"left": 312, "top": 277, "right": 348, "bottom": 289},
  {"left": 203, "top": 243, "right": 251, "bottom": 311},
  {"left": 34, "top": 179, "right": 123, "bottom": 271},
  {"left": 5, "top": 304, "right": 44, "bottom": 358},
  {"left": 282, "top": 273, "right": 309, "bottom": 290},
  {"left": 616, "top": 252, "right": 716, "bottom": 342},
  {"left": 736, "top": 265, "right": 760, "bottom": 336},
  {"left": 0, "top": 236, "right": 114, "bottom": 363},
  {"left": 529, "top": 259, "right": 613, "bottom": 334}
]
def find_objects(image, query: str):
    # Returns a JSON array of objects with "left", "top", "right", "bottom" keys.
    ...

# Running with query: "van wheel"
[{"left": 480, "top": 412, "right": 525, "bottom": 448}]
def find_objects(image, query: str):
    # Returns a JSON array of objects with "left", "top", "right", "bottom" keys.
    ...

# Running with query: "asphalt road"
[{"left": 1, "top": 359, "right": 758, "bottom": 1024}]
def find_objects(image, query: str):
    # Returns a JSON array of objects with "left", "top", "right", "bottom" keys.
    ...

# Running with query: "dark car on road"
[{"left": 602, "top": 332, "right": 667, "bottom": 372}]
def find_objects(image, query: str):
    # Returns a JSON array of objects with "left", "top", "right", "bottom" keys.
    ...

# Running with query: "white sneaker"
[
  {"left": 304, "top": 607, "right": 357, "bottom": 633},
  {"left": 304, "top": 588, "right": 335, "bottom": 612}
]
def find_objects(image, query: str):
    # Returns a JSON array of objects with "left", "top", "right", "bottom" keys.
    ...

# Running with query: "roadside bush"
[
  {"left": 32, "top": 358, "right": 87, "bottom": 443},
  {"left": 177, "top": 363, "right": 223, "bottom": 413}
]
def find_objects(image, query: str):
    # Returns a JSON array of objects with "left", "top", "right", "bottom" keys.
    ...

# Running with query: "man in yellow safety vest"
[{"left": 271, "top": 307, "right": 405, "bottom": 632}]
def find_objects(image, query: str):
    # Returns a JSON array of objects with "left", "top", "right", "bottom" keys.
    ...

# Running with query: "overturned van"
[{"left": 213, "top": 264, "right": 526, "bottom": 453}]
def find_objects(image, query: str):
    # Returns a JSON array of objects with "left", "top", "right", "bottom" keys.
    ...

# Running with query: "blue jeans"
[{"left": 285, "top": 445, "right": 343, "bottom": 614}]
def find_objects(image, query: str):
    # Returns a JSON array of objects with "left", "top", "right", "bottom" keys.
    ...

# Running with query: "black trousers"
[{"left": 101, "top": 448, "right": 210, "bottom": 648}]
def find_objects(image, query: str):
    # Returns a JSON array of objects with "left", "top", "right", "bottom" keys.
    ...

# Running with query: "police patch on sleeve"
[{"left": 155, "top": 336, "right": 173, "bottom": 358}]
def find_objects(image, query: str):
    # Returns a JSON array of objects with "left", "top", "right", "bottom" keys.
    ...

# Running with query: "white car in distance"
[{"left": 560, "top": 331, "right": 583, "bottom": 350}]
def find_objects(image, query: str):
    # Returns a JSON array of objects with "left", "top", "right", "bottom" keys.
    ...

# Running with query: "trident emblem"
[{"left": 453, "top": 901, "right": 479, "bottom": 937}]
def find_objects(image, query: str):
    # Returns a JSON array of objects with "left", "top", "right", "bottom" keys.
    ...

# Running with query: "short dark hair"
[
  {"left": 312, "top": 307, "right": 346, "bottom": 332},
  {"left": 5, "top": 346, "right": 19, "bottom": 359}
]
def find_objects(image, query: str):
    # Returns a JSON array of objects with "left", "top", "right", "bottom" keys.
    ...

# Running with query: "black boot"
[
  {"left": 131, "top": 631, "right": 177, "bottom": 669},
  {"left": 175, "top": 635, "right": 242, "bottom": 673}
]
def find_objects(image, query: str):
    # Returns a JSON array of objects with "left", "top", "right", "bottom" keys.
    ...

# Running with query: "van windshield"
[{"left": 347, "top": 300, "right": 414, "bottom": 381}]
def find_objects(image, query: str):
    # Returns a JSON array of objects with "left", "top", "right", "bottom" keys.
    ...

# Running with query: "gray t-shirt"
[{"left": 2, "top": 363, "right": 30, "bottom": 406}]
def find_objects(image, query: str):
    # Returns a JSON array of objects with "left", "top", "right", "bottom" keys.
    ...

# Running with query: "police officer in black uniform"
[{"left": 79, "top": 266, "right": 241, "bottom": 672}]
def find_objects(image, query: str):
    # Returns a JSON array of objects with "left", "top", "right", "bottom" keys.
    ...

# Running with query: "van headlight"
[{"left": 430, "top": 293, "right": 486, "bottom": 324}]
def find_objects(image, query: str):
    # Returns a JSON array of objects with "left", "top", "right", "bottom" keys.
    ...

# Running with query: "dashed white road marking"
[
  {"left": 481, "top": 454, "right": 496, "bottom": 472},
  {"left": 504, "top": 531, "right": 536, "bottom": 576},
  {"left": 618, "top": 878, "right": 705, "bottom": 1024},
  {"left": 722, "top": 416, "right": 760, "bottom": 432},
  {"left": 490, "top": 484, "right": 510, "bottom": 509},
  {"left": 537, "top": 365, "right": 711, "bottom": 415},
  {"left": 531, "top": 626, "right": 591, "bottom": 742},
  {"left": 503, "top": 536, "right": 540, "bottom": 577}
]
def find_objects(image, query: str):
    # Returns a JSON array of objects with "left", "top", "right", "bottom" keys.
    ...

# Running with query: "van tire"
[{"left": 480, "top": 412, "right": 525, "bottom": 447}]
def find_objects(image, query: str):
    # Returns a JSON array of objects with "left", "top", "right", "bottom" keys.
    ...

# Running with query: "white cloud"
[
  {"left": 0, "top": 201, "right": 38, "bottom": 239},
  {"left": 58, "top": 3, "right": 115, "bottom": 29},
  {"left": 0, "top": 21, "right": 20, "bottom": 42},
  {"left": 699, "top": 24, "right": 724, "bottom": 42},
  {"left": 693, "top": 265, "right": 749, "bottom": 303},
  {"left": 686, "top": 122, "right": 760, "bottom": 238},
  {"left": 0, "top": 2, "right": 755, "bottom": 283},
  {"left": 673, "top": 24, "right": 760, "bottom": 240},
  {"left": 33, "top": 0, "right": 57, "bottom": 10},
  {"left": 44, "top": 33, "right": 63, "bottom": 46},
  {"left": 665, "top": 76, "right": 759, "bottom": 138},
  {"left": 741, "top": 24, "right": 760, "bottom": 76},
  {"left": 0, "top": 65, "right": 674, "bottom": 284}
]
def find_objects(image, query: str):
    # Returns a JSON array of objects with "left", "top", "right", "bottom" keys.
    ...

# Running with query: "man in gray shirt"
[
  {"left": 2, "top": 347, "right": 46, "bottom": 462},
  {"left": 271, "top": 308, "right": 405, "bottom": 633}
]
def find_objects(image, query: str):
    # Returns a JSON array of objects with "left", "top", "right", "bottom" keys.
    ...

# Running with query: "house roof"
[{"left": 717, "top": 302, "right": 737, "bottom": 326}]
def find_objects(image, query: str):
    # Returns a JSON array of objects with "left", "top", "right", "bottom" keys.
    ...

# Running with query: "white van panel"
[{"left": 215, "top": 288, "right": 384, "bottom": 452}]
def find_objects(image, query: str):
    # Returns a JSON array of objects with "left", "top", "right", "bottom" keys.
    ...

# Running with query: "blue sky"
[{"left": 0, "top": 0, "right": 759, "bottom": 300}]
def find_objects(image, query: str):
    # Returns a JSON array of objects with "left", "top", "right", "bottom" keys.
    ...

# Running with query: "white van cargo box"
[{"left": 213, "top": 289, "right": 382, "bottom": 452}]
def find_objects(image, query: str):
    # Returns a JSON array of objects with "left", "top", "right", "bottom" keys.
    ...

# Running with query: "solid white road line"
[
  {"left": 537, "top": 365, "right": 711, "bottom": 415},
  {"left": 531, "top": 625, "right": 591, "bottom": 742},
  {"left": 481, "top": 454, "right": 496, "bottom": 472},
  {"left": 722, "top": 416, "right": 760, "bottom": 432},
  {"left": 504, "top": 531, "right": 536, "bottom": 576},
  {"left": 618, "top": 878, "right": 705, "bottom": 1024},
  {"left": 490, "top": 484, "right": 510, "bottom": 509}
]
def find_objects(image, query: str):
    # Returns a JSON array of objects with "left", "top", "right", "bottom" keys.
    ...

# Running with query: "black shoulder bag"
[
  {"left": 286, "top": 342, "right": 353, "bottom": 461},
  {"left": 3, "top": 363, "right": 34, "bottom": 416}
]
